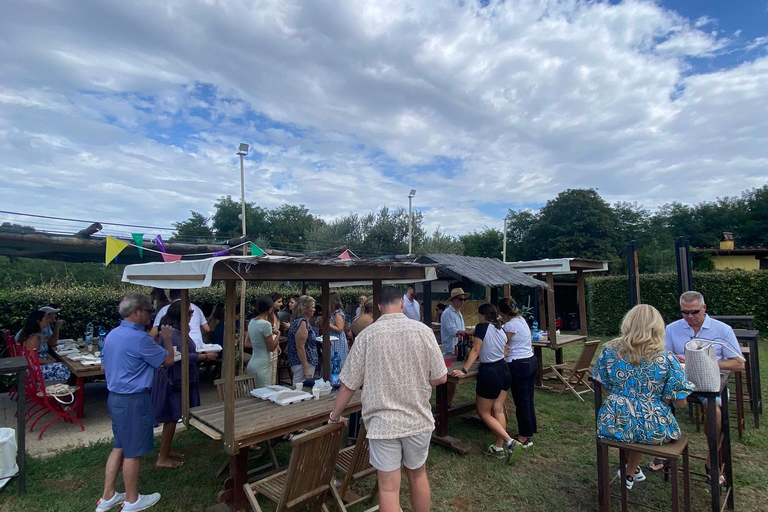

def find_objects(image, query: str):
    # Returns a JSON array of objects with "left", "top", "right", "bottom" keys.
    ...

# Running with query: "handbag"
[
  {"left": 684, "top": 338, "right": 745, "bottom": 392},
  {"left": 44, "top": 383, "right": 76, "bottom": 405}
]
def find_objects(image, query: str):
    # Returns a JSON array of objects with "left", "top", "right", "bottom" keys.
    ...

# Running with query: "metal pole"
[
  {"left": 408, "top": 195, "right": 413, "bottom": 255},
  {"left": 239, "top": 153, "right": 247, "bottom": 237},
  {"left": 238, "top": 152, "right": 247, "bottom": 374},
  {"left": 502, "top": 216, "right": 508, "bottom": 262}
]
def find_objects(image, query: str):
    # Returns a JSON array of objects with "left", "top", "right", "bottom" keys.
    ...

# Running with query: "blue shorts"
[{"left": 108, "top": 391, "right": 154, "bottom": 458}]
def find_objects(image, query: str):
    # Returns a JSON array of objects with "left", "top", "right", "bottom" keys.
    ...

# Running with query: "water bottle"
[
  {"left": 85, "top": 322, "right": 94, "bottom": 347},
  {"left": 532, "top": 320, "right": 539, "bottom": 342},
  {"left": 98, "top": 326, "right": 107, "bottom": 351},
  {"left": 330, "top": 351, "right": 342, "bottom": 390}
]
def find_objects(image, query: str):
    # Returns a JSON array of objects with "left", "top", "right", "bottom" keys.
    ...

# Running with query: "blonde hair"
[
  {"left": 606, "top": 304, "right": 666, "bottom": 365},
  {"left": 291, "top": 295, "right": 316, "bottom": 322}
]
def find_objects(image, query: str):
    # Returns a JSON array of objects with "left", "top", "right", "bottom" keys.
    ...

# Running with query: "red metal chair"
[{"left": 23, "top": 348, "right": 85, "bottom": 440}]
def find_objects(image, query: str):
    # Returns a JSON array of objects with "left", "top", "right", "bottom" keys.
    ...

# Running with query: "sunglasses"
[
  {"left": 681, "top": 310, "right": 701, "bottom": 316},
  {"left": 455, "top": 298, "right": 466, "bottom": 302}
]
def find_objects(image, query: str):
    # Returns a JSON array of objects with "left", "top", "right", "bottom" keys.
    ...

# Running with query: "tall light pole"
[
  {"left": 236, "top": 142, "right": 249, "bottom": 373},
  {"left": 408, "top": 189, "right": 416, "bottom": 255},
  {"left": 502, "top": 215, "right": 509, "bottom": 262}
]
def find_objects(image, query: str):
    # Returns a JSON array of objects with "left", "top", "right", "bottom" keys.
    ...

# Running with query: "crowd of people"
[{"left": 12, "top": 281, "right": 747, "bottom": 512}]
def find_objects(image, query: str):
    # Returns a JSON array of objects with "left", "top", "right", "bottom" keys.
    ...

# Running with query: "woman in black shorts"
[{"left": 450, "top": 303, "right": 519, "bottom": 461}]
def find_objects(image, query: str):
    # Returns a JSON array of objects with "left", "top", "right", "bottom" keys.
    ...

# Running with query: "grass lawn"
[{"left": 2, "top": 335, "right": 767, "bottom": 511}]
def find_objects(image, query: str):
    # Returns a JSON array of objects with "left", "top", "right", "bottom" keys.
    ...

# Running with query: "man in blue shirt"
[
  {"left": 441, "top": 288, "right": 471, "bottom": 407},
  {"left": 96, "top": 293, "right": 174, "bottom": 512},
  {"left": 663, "top": 290, "right": 744, "bottom": 482}
]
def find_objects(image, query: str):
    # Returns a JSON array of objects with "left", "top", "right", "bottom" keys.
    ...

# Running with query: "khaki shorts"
[{"left": 368, "top": 431, "right": 432, "bottom": 473}]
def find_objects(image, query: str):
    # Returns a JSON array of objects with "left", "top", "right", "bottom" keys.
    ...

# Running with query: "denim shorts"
[{"left": 108, "top": 391, "right": 154, "bottom": 458}]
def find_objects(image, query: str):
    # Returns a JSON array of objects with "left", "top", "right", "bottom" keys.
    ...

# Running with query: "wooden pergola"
[{"left": 121, "top": 254, "right": 438, "bottom": 456}]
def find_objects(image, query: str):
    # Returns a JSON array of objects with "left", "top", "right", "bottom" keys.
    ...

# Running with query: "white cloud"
[{"left": 0, "top": 0, "right": 766, "bottom": 240}]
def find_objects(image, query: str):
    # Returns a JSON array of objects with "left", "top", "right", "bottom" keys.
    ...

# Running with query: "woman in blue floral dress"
[
  {"left": 593, "top": 304, "right": 693, "bottom": 489},
  {"left": 286, "top": 295, "right": 319, "bottom": 385},
  {"left": 18, "top": 310, "right": 72, "bottom": 382}
]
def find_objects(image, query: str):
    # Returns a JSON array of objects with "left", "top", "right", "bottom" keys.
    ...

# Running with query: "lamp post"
[
  {"left": 236, "top": 143, "right": 249, "bottom": 373},
  {"left": 502, "top": 215, "right": 509, "bottom": 262},
  {"left": 408, "top": 189, "right": 416, "bottom": 255}
]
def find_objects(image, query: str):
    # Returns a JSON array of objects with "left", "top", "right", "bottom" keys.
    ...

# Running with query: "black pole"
[
  {"left": 533, "top": 287, "right": 540, "bottom": 325},
  {"left": 675, "top": 236, "right": 693, "bottom": 295},
  {"left": 627, "top": 240, "right": 639, "bottom": 309},
  {"left": 422, "top": 281, "right": 433, "bottom": 326}
]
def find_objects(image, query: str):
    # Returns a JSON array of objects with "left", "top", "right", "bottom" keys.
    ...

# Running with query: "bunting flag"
[
  {"left": 338, "top": 249, "right": 351, "bottom": 260},
  {"left": 250, "top": 243, "right": 266, "bottom": 256},
  {"left": 153, "top": 235, "right": 166, "bottom": 253},
  {"left": 212, "top": 249, "right": 229, "bottom": 257},
  {"left": 105, "top": 236, "right": 129, "bottom": 266},
  {"left": 161, "top": 253, "right": 182, "bottom": 262},
  {"left": 132, "top": 233, "right": 144, "bottom": 258}
]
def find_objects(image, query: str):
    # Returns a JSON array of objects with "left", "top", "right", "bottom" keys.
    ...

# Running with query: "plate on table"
[
  {"left": 81, "top": 359, "right": 102, "bottom": 366},
  {"left": 250, "top": 385, "right": 291, "bottom": 400},
  {"left": 67, "top": 354, "right": 86, "bottom": 361},
  {"left": 269, "top": 390, "right": 313, "bottom": 406},
  {"left": 197, "top": 344, "right": 222, "bottom": 353}
]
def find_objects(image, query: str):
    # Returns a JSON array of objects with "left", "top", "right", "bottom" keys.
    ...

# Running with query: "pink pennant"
[
  {"left": 338, "top": 250, "right": 351, "bottom": 260},
  {"left": 161, "top": 253, "right": 182, "bottom": 262}
]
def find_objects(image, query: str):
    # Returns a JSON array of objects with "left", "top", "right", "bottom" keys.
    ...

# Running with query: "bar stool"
[{"left": 598, "top": 436, "right": 691, "bottom": 512}]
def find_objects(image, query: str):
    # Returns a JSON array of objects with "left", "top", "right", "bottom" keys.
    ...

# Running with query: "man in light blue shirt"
[
  {"left": 441, "top": 288, "right": 470, "bottom": 407},
  {"left": 664, "top": 290, "right": 744, "bottom": 483},
  {"left": 97, "top": 293, "right": 174, "bottom": 512}
]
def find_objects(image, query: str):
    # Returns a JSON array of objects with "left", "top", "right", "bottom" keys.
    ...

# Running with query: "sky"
[{"left": 1, "top": 0, "right": 767, "bottom": 241}]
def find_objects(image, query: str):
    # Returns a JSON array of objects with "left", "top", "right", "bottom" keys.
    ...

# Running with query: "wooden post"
[
  {"left": 485, "top": 285, "right": 492, "bottom": 302},
  {"left": 322, "top": 281, "right": 331, "bottom": 381},
  {"left": 577, "top": 269, "right": 587, "bottom": 335},
  {"left": 503, "top": 283, "right": 510, "bottom": 299},
  {"left": 537, "top": 273, "right": 547, "bottom": 331},
  {"left": 239, "top": 281, "right": 247, "bottom": 375},
  {"left": 223, "top": 280, "right": 238, "bottom": 455},
  {"left": 490, "top": 287, "right": 499, "bottom": 305},
  {"left": 422, "top": 281, "right": 433, "bottom": 326},
  {"left": 546, "top": 272, "right": 557, "bottom": 348},
  {"left": 180, "top": 289, "right": 190, "bottom": 425},
  {"left": 372, "top": 280, "right": 382, "bottom": 320}
]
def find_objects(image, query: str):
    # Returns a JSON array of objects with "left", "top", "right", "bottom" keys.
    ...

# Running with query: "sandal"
[
  {"left": 647, "top": 458, "right": 668, "bottom": 472},
  {"left": 704, "top": 463, "right": 727, "bottom": 486}
]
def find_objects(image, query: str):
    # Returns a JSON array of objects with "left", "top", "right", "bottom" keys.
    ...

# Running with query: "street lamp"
[
  {"left": 408, "top": 189, "right": 416, "bottom": 255},
  {"left": 502, "top": 214, "right": 509, "bottom": 262},
  {"left": 236, "top": 143, "right": 249, "bottom": 373},
  {"left": 236, "top": 143, "right": 249, "bottom": 238}
]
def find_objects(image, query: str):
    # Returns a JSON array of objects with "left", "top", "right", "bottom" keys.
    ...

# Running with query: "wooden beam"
[
  {"left": 180, "top": 289, "right": 190, "bottom": 425},
  {"left": 372, "top": 280, "right": 382, "bottom": 320},
  {"left": 503, "top": 284, "right": 510, "bottom": 298},
  {"left": 546, "top": 272, "right": 557, "bottom": 348},
  {"left": 537, "top": 273, "right": 547, "bottom": 331},
  {"left": 322, "top": 281, "right": 331, "bottom": 381},
  {"left": 577, "top": 269, "right": 587, "bottom": 335},
  {"left": 223, "top": 280, "right": 238, "bottom": 455},
  {"left": 485, "top": 285, "right": 492, "bottom": 302},
  {"left": 212, "top": 262, "right": 430, "bottom": 282},
  {"left": 422, "top": 281, "right": 433, "bottom": 326},
  {"left": 124, "top": 274, "right": 207, "bottom": 281}
]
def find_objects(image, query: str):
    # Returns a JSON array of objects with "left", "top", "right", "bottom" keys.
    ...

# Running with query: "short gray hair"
[
  {"left": 680, "top": 291, "right": 705, "bottom": 306},
  {"left": 118, "top": 292, "right": 151, "bottom": 318}
]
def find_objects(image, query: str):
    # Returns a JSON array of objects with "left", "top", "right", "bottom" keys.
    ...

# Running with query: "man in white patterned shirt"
[{"left": 329, "top": 285, "right": 447, "bottom": 512}]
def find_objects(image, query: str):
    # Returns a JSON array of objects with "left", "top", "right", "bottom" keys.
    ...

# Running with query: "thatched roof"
[{"left": 417, "top": 254, "right": 548, "bottom": 288}]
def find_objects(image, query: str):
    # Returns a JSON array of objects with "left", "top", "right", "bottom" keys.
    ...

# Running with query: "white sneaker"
[
  {"left": 617, "top": 468, "right": 646, "bottom": 489},
  {"left": 95, "top": 492, "right": 125, "bottom": 512},
  {"left": 122, "top": 493, "right": 161, "bottom": 511}
]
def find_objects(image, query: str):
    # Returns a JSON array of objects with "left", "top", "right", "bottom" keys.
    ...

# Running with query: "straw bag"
[
  {"left": 684, "top": 338, "right": 745, "bottom": 393},
  {"left": 44, "top": 383, "right": 76, "bottom": 405}
]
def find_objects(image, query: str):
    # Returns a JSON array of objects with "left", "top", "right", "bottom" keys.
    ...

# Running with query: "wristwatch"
[{"left": 460, "top": 367, "right": 468, "bottom": 374}]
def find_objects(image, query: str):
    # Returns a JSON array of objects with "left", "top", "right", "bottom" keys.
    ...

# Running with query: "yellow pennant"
[{"left": 105, "top": 236, "right": 129, "bottom": 266}]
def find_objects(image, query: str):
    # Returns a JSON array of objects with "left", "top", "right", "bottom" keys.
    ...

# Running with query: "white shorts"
[
  {"left": 368, "top": 431, "right": 432, "bottom": 473},
  {"left": 291, "top": 364, "right": 315, "bottom": 385}
]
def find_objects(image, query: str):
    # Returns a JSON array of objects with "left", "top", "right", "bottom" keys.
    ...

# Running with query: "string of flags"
[{"left": 104, "top": 235, "right": 266, "bottom": 266}]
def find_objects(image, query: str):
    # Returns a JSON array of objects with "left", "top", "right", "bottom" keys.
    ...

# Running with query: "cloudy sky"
[{"left": 1, "top": 0, "right": 767, "bottom": 241}]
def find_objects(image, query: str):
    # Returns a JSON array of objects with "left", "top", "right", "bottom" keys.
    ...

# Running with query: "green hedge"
[
  {"left": 586, "top": 270, "right": 768, "bottom": 335},
  {"left": 0, "top": 283, "right": 373, "bottom": 340}
]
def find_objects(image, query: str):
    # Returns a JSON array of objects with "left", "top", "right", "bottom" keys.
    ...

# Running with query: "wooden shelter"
[{"left": 121, "top": 254, "right": 437, "bottom": 456}]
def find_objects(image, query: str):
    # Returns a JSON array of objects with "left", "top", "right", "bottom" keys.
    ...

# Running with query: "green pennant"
[
  {"left": 132, "top": 233, "right": 144, "bottom": 258},
  {"left": 250, "top": 243, "right": 266, "bottom": 256}
]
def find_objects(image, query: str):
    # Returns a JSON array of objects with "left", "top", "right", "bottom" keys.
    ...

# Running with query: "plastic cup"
[
  {"left": 444, "top": 357, "right": 452, "bottom": 368},
  {"left": 295, "top": 383, "right": 304, "bottom": 392},
  {"left": 312, "top": 388, "right": 321, "bottom": 399}
]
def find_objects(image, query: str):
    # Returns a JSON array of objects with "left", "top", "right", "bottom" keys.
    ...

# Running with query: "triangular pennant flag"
[
  {"left": 105, "top": 236, "right": 129, "bottom": 266},
  {"left": 250, "top": 243, "right": 266, "bottom": 256},
  {"left": 153, "top": 235, "right": 166, "bottom": 253},
  {"left": 338, "top": 249, "right": 351, "bottom": 260},
  {"left": 132, "top": 233, "right": 144, "bottom": 258},
  {"left": 212, "top": 249, "right": 229, "bottom": 257},
  {"left": 161, "top": 253, "right": 182, "bottom": 262}
]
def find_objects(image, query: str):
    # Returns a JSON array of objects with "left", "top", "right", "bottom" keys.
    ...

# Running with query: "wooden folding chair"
[
  {"left": 549, "top": 340, "right": 600, "bottom": 402},
  {"left": 243, "top": 423, "right": 344, "bottom": 512},
  {"left": 335, "top": 420, "right": 379, "bottom": 512},
  {"left": 214, "top": 374, "right": 279, "bottom": 477}
]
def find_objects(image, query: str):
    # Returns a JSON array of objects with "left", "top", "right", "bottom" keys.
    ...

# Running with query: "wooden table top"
[
  {"left": 0, "top": 356, "right": 28, "bottom": 372},
  {"left": 50, "top": 347, "right": 104, "bottom": 378},
  {"left": 532, "top": 333, "right": 587, "bottom": 349},
  {"left": 190, "top": 390, "right": 362, "bottom": 448},
  {"left": 444, "top": 358, "right": 479, "bottom": 384}
]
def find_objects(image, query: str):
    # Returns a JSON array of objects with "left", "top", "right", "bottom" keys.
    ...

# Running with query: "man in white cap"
[{"left": 441, "top": 287, "right": 471, "bottom": 407}]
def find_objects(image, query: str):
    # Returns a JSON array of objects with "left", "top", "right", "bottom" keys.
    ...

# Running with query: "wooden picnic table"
[
  {"left": 532, "top": 334, "right": 587, "bottom": 388},
  {"left": 49, "top": 345, "right": 103, "bottom": 419},
  {"left": 190, "top": 390, "right": 362, "bottom": 511},
  {"left": 734, "top": 329, "right": 762, "bottom": 423},
  {"left": 431, "top": 357, "right": 479, "bottom": 454}
]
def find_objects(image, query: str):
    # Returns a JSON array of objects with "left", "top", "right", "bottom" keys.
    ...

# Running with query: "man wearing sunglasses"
[
  {"left": 662, "top": 290, "right": 744, "bottom": 482},
  {"left": 440, "top": 287, "right": 472, "bottom": 407}
]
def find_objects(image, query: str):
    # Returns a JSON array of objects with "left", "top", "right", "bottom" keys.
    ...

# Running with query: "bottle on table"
[
  {"left": 330, "top": 351, "right": 342, "bottom": 390},
  {"left": 97, "top": 326, "right": 107, "bottom": 351},
  {"left": 532, "top": 320, "right": 539, "bottom": 342},
  {"left": 85, "top": 322, "right": 94, "bottom": 349}
]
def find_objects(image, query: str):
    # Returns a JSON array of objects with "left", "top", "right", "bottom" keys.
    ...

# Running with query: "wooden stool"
[{"left": 599, "top": 436, "right": 691, "bottom": 512}]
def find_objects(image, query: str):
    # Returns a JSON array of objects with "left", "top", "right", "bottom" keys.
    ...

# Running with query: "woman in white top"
[
  {"left": 451, "top": 303, "right": 520, "bottom": 461},
  {"left": 499, "top": 298, "right": 537, "bottom": 448}
]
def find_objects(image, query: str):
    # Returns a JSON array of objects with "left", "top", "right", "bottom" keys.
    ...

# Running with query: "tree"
[
  {"left": 171, "top": 211, "right": 214, "bottom": 242},
  {"left": 526, "top": 189, "right": 619, "bottom": 260},
  {"left": 419, "top": 228, "right": 464, "bottom": 255},
  {"left": 305, "top": 214, "right": 363, "bottom": 252},
  {"left": 266, "top": 204, "right": 320, "bottom": 251},
  {"left": 211, "top": 196, "right": 268, "bottom": 238},
  {"left": 460, "top": 228, "right": 503, "bottom": 258},
  {"left": 360, "top": 207, "right": 425, "bottom": 255},
  {"left": 504, "top": 210, "right": 539, "bottom": 261}
]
